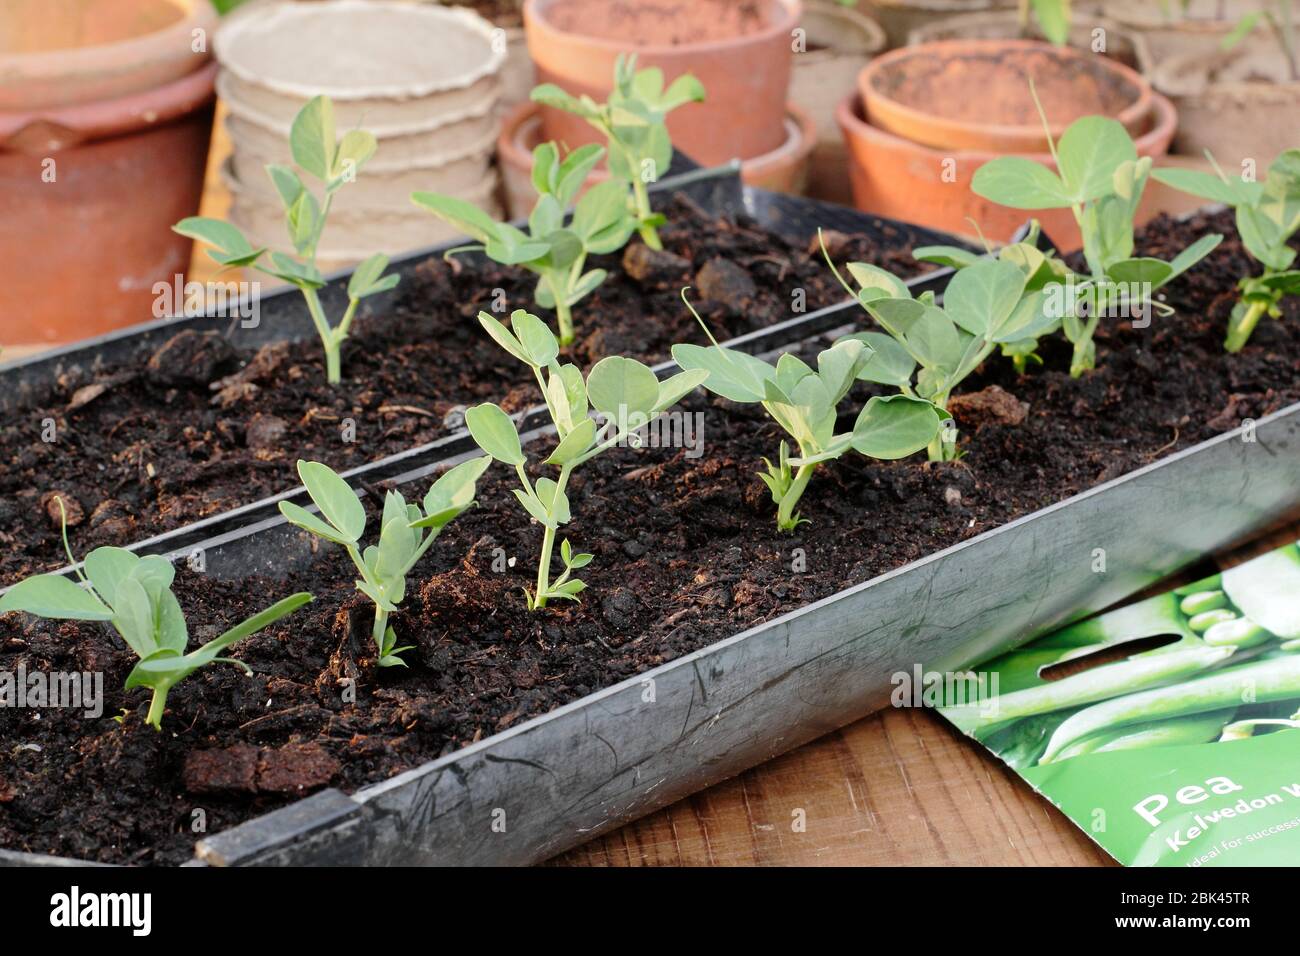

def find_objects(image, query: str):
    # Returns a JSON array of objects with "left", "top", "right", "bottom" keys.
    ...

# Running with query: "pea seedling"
[
  {"left": 531, "top": 54, "right": 705, "bottom": 250},
  {"left": 971, "top": 105, "right": 1222, "bottom": 376},
  {"left": 672, "top": 294, "right": 942, "bottom": 529},
  {"left": 0, "top": 499, "right": 311, "bottom": 729},
  {"left": 822, "top": 236, "right": 1059, "bottom": 461},
  {"left": 466, "top": 309, "right": 707, "bottom": 608},
  {"left": 174, "top": 96, "right": 397, "bottom": 385},
  {"left": 279, "top": 457, "right": 490, "bottom": 666},
  {"left": 1153, "top": 149, "right": 1300, "bottom": 351},
  {"left": 413, "top": 143, "right": 636, "bottom": 346}
]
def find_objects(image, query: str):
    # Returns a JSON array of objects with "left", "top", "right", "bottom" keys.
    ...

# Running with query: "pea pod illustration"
[{"left": 1052, "top": 709, "right": 1237, "bottom": 761}]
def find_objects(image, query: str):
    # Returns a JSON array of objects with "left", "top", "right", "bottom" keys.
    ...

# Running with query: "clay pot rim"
[
  {"left": 799, "top": 0, "right": 886, "bottom": 58},
  {"left": 1151, "top": 47, "right": 1300, "bottom": 99},
  {"left": 859, "top": 38, "right": 1153, "bottom": 149},
  {"left": 523, "top": 0, "right": 802, "bottom": 58},
  {"left": 1099, "top": 0, "right": 1249, "bottom": 34},
  {"left": 0, "top": 59, "right": 217, "bottom": 147},
  {"left": 214, "top": 0, "right": 507, "bottom": 102},
  {"left": 835, "top": 87, "right": 1177, "bottom": 163}
]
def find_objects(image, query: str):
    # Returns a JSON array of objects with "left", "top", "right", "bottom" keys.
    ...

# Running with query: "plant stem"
[
  {"left": 372, "top": 605, "right": 390, "bottom": 655},
  {"left": 146, "top": 689, "right": 167, "bottom": 730},
  {"left": 776, "top": 464, "right": 815, "bottom": 531},
  {"left": 532, "top": 464, "right": 574, "bottom": 609},
  {"left": 304, "top": 287, "right": 342, "bottom": 384},
  {"left": 550, "top": 279, "right": 575, "bottom": 346},
  {"left": 1225, "top": 299, "right": 1268, "bottom": 352},
  {"left": 632, "top": 179, "right": 662, "bottom": 251}
]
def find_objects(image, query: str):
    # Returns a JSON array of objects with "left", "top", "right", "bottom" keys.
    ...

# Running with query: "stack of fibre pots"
[
  {"left": 498, "top": 0, "right": 816, "bottom": 216},
  {"left": 214, "top": 0, "right": 506, "bottom": 275}
]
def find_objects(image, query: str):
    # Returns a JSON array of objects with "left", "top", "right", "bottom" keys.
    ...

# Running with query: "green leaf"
[
  {"left": 671, "top": 343, "right": 772, "bottom": 403},
  {"left": 1151, "top": 167, "right": 1245, "bottom": 206},
  {"left": 554, "top": 144, "right": 606, "bottom": 205},
  {"left": 265, "top": 252, "right": 325, "bottom": 290},
  {"left": 840, "top": 331, "right": 916, "bottom": 387},
  {"left": 513, "top": 487, "right": 555, "bottom": 527},
  {"left": 511, "top": 310, "right": 560, "bottom": 367},
  {"left": 279, "top": 500, "right": 354, "bottom": 546},
  {"left": 1105, "top": 258, "right": 1174, "bottom": 287},
  {"left": 851, "top": 395, "right": 942, "bottom": 460},
  {"left": 347, "top": 253, "right": 398, "bottom": 299},
  {"left": 137, "top": 594, "right": 313, "bottom": 677},
  {"left": 466, "top": 404, "right": 525, "bottom": 466},
  {"left": 266, "top": 164, "right": 305, "bottom": 208},
  {"left": 410, "top": 192, "right": 501, "bottom": 244},
  {"left": 846, "top": 261, "right": 911, "bottom": 302},
  {"left": 545, "top": 417, "right": 597, "bottom": 466},
  {"left": 913, "top": 245, "right": 982, "bottom": 269},
  {"left": 654, "top": 369, "right": 708, "bottom": 412},
  {"left": 418, "top": 456, "right": 491, "bottom": 526},
  {"left": 535, "top": 477, "right": 571, "bottom": 525},
  {"left": 156, "top": 588, "right": 188, "bottom": 654},
  {"left": 290, "top": 95, "right": 336, "bottom": 181},
  {"left": 1057, "top": 116, "right": 1136, "bottom": 203},
  {"left": 83, "top": 547, "right": 139, "bottom": 609},
  {"left": 816, "top": 338, "right": 870, "bottom": 405},
  {"left": 297, "top": 460, "right": 365, "bottom": 542},
  {"left": 286, "top": 190, "right": 320, "bottom": 255},
  {"left": 1165, "top": 233, "right": 1224, "bottom": 283},
  {"left": 531, "top": 82, "right": 590, "bottom": 115},
  {"left": 972, "top": 157, "right": 1072, "bottom": 209},
  {"left": 111, "top": 576, "right": 159, "bottom": 658},
  {"left": 565, "top": 268, "right": 608, "bottom": 307},
  {"left": 172, "top": 217, "right": 264, "bottom": 267},
  {"left": 478, "top": 310, "right": 532, "bottom": 366},
  {"left": 942, "top": 258, "right": 1027, "bottom": 338},
  {"left": 331, "top": 128, "right": 377, "bottom": 183},
  {"left": 0, "top": 574, "right": 113, "bottom": 621},
  {"left": 587, "top": 355, "right": 660, "bottom": 418}
]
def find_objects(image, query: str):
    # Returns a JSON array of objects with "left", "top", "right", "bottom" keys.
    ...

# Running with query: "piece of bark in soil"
[
  {"left": 183, "top": 742, "right": 260, "bottom": 795},
  {"left": 256, "top": 742, "right": 340, "bottom": 794},
  {"left": 183, "top": 742, "right": 339, "bottom": 795},
  {"left": 39, "top": 490, "right": 84, "bottom": 527},
  {"left": 622, "top": 242, "right": 692, "bottom": 286},
  {"left": 246, "top": 413, "right": 289, "bottom": 454},
  {"left": 146, "top": 330, "right": 235, "bottom": 387},
  {"left": 695, "top": 257, "right": 757, "bottom": 311},
  {"left": 948, "top": 385, "right": 1029, "bottom": 427}
]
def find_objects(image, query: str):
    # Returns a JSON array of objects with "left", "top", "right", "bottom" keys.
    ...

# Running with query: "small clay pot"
[
  {"left": 858, "top": 39, "right": 1153, "bottom": 153},
  {"left": 523, "top": 0, "right": 801, "bottom": 166},
  {"left": 836, "top": 89, "right": 1178, "bottom": 248}
]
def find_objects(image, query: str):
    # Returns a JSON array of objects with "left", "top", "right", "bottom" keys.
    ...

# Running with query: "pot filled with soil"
[
  {"left": 857, "top": 38, "right": 1154, "bottom": 153},
  {"left": 0, "top": 0, "right": 217, "bottom": 352},
  {"left": 523, "top": 0, "right": 801, "bottom": 167}
]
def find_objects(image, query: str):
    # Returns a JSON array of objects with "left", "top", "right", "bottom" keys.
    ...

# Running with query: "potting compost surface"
[{"left": 2, "top": 209, "right": 1299, "bottom": 864}]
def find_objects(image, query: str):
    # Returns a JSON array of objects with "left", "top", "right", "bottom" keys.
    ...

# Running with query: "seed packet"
[{"left": 939, "top": 541, "right": 1300, "bottom": 866}]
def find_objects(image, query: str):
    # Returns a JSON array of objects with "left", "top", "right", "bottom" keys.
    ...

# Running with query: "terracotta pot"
[
  {"left": 793, "top": 0, "right": 885, "bottom": 204},
  {"left": 1153, "top": 46, "right": 1300, "bottom": 172},
  {"left": 523, "top": 0, "right": 800, "bottom": 166},
  {"left": 907, "top": 11, "right": 1153, "bottom": 76},
  {"left": 856, "top": 0, "right": 1016, "bottom": 49},
  {"left": 498, "top": 100, "right": 815, "bottom": 219},
  {"left": 0, "top": 0, "right": 217, "bottom": 110},
  {"left": 1100, "top": 0, "right": 1295, "bottom": 64},
  {"left": 0, "top": 2, "right": 217, "bottom": 349},
  {"left": 859, "top": 39, "right": 1153, "bottom": 153},
  {"left": 835, "top": 89, "right": 1177, "bottom": 248}
]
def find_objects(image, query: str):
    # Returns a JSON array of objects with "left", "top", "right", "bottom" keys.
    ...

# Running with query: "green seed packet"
[{"left": 938, "top": 541, "right": 1300, "bottom": 867}]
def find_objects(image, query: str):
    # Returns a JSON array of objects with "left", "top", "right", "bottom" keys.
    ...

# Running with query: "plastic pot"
[
  {"left": 835, "top": 89, "right": 1177, "bottom": 247},
  {"left": 523, "top": 0, "right": 800, "bottom": 166},
  {"left": 1152, "top": 46, "right": 1300, "bottom": 172},
  {"left": 856, "top": 0, "right": 1016, "bottom": 49},
  {"left": 858, "top": 39, "right": 1153, "bottom": 153},
  {"left": 0, "top": 0, "right": 217, "bottom": 349},
  {"left": 907, "top": 10, "right": 1154, "bottom": 76},
  {"left": 792, "top": 0, "right": 886, "bottom": 204},
  {"left": 497, "top": 100, "right": 816, "bottom": 219}
]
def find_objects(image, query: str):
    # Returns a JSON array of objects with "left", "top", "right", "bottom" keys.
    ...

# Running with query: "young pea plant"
[
  {"left": 531, "top": 54, "right": 705, "bottom": 250},
  {"left": 174, "top": 96, "right": 397, "bottom": 385},
  {"left": 0, "top": 499, "right": 311, "bottom": 729},
  {"left": 672, "top": 293, "right": 942, "bottom": 530},
  {"left": 465, "top": 309, "right": 707, "bottom": 609},
  {"left": 971, "top": 106, "right": 1223, "bottom": 377},
  {"left": 1153, "top": 149, "right": 1300, "bottom": 351},
  {"left": 279, "top": 457, "right": 490, "bottom": 667},
  {"left": 413, "top": 143, "right": 636, "bottom": 346},
  {"left": 822, "top": 233, "right": 1060, "bottom": 462}
]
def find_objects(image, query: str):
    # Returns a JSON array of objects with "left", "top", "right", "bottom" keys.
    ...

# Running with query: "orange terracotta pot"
[
  {"left": 858, "top": 39, "right": 1153, "bottom": 154},
  {"left": 835, "top": 89, "right": 1178, "bottom": 249},
  {"left": 523, "top": 0, "right": 800, "bottom": 167},
  {"left": 498, "top": 100, "right": 816, "bottom": 219},
  {"left": 0, "top": 60, "right": 217, "bottom": 349}
]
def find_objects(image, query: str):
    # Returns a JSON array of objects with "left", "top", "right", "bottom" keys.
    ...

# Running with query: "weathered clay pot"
[
  {"left": 856, "top": 0, "right": 1016, "bottom": 49},
  {"left": 793, "top": 0, "right": 885, "bottom": 204},
  {"left": 859, "top": 39, "right": 1153, "bottom": 153},
  {"left": 524, "top": 0, "right": 800, "bottom": 166},
  {"left": 1153, "top": 46, "right": 1300, "bottom": 172},
  {"left": 0, "top": 0, "right": 217, "bottom": 349},
  {"left": 497, "top": 100, "right": 816, "bottom": 219},
  {"left": 907, "top": 10, "right": 1153, "bottom": 75},
  {"left": 836, "top": 89, "right": 1178, "bottom": 247}
]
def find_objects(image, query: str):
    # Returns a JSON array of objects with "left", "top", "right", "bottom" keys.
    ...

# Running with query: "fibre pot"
[
  {"left": 792, "top": 0, "right": 885, "bottom": 204},
  {"left": 0, "top": 0, "right": 217, "bottom": 350},
  {"left": 497, "top": 100, "right": 816, "bottom": 218},
  {"left": 856, "top": 0, "right": 1016, "bottom": 49},
  {"left": 906, "top": 11, "right": 1153, "bottom": 75},
  {"left": 1100, "top": 0, "right": 1297, "bottom": 64},
  {"left": 835, "top": 89, "right": 1177, "bottom": 247},
  {"left": 1152, "top": 46, "right": 1300, "bottom": 173},
  {"left": 858, "top": 39, "right": 1154, "bottom": 153},
  {"left": 523, "top": 0, "right": 800, "bottom": 166}
]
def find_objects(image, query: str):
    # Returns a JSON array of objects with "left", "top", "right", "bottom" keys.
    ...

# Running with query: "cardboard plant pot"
[
  {"left": 858, "top": 38, "right": 1154, "bottom": 154},
  {"left": 835, "top": 90, "right": 1178, "bottom": 246},
  {"left": 523, "top": 0, "right": 801, "bottom": 166},
  {"left": 0, "top": 0, "right": 217, "bottom": 350},
  {"left": 1100, "top": 0, "right": 1295, "bottom": 64}
]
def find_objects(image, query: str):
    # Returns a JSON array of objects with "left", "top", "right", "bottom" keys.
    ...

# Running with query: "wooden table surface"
[{"left": 77, "top": 112, "right": 1300, "bottom": 868}]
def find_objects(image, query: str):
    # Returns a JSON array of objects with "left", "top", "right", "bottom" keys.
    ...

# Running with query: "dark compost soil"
[
  {"left": 0, "top": 195, "right": 931, "bottom": 583},
  {"left": 2, "top": 208, "right": 1298, "bottom": 865}
]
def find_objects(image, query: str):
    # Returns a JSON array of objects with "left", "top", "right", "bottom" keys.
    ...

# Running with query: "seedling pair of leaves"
[
  {"left": 0, "top": 501, "right": 310, "bottom": 729},
  {"left": 1153, "top": 149, "right": 1300, "bottom": 351},
  {"left": 672, "top": 295, "right": 942, "bottom": 530},
  {"left": 532, "top": 53, "right": 705, "bottom": 250},
  {"left": 824, "top": 235, "right": 1061, "bottom": 462},
  {"left": 413, "top": 143, "right": 636, "bottom": 345},
  {"left": 174, "top": 95, "right": 398, "bottom": 385},
  {"left": 279, "top": 458, "right": 490, "bottom": 666},
  {"left": 465, "top": 309, "right": 707, "bottom": 608},
  {"left": 971, "top": 111, "right": 1222, "bottom": 376}
]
